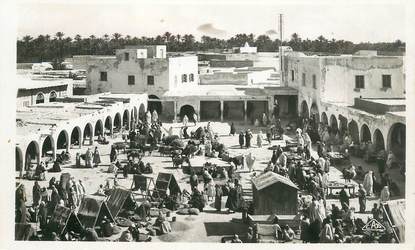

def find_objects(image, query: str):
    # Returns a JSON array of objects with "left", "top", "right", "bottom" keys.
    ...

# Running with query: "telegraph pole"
[{"left": 278, "top": 14, "right": 286, "bottom": 86}]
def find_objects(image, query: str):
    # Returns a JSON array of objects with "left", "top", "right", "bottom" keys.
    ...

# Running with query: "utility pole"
[{"left": 278, "top": 14, "right": 286, "bottom": 86}]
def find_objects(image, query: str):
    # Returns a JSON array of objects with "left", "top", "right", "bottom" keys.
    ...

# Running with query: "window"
[
  {"left": 189, "top": 73, "right": 194, "bottom": 82},
  {"left": 124, "top": 52, "right": 129, "bottom": 61},
  {"left": 128, "top": 75, "right": 135, "bottom": 85},
  {"left": 36, "top": 93, "right": 44, "bottom": 104},
  {"left": 355, "top": 75, "right": 365, "bottom": 89},
  {"left": 312, "top": 74, "right": 317, "bottom": 89},
  {"left": 302, "top": 73, "right": 306, "bottom": 86},
  {"left": 382, "top": 74, "right": 391, "bottom": 88},
  {"left": 182, "top": 74, "right": 187, "bottom": 83},
  {"left": 147, "top": 75, "right": 154, "bottom": 85},
  {"left": 49, "top": 91, "right": 57, "bottom": 102},
  {"left": 291, "top": 70, "right": 295, "bottom": 81},
  {"left": 100, "top": 71, "right": 107, "bottom": 81}
]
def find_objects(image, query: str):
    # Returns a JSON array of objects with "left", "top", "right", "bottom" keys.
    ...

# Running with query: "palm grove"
[{"left": 17, "top": 32, "right": 405, "bottom": 63}]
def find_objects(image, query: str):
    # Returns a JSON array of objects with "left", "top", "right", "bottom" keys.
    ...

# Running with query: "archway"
[
  {"left": 122, "top": 109, "right": 129, "bottom": 130},
  {"left": 179, "top": 105, "right": 196, "bottom": 122},
  {"left": 300, "top": 100, "right": 309, "bottom": 118},
  {"left": 360, "top": 124, "right": 371, "bottom": 143},
  {"left": 104, "top": 116, "right": 112, "bottom": 135},
  {"left": 329, "top": 114, "right": 338, "bottom": 134},
  {"left": 41, "top": 135, "right": 54, "bottom": 158},
  {"left": 25, "top": 141, "right": 39, "bottom": 170},
  {"left": 57, "top": 130, "right": 69, "bottom": 151},
  {"left": 94, "top": 120, "right": 103, "bottom": 137},
  {"left": 71, "top": 126, "right": 82, "bottom": 147},
  {"left": 83, "top": 123, "right": 93, "bottom": 145},
  {"left": 16, "top": 147, "right": 23, "bottom": 171},
  {"left": 49, "top": 91, "right": 57, "bottom": 102},
  {"left": 388, "top": 123, "right": 405, "bottom": 160},
  {"left": 309, "top": 103, "right": 319, "bottom": 131},
  {"left": 148, "top": 95, "right": 162, "bottom": 115},
  {"left": 113, "top": 113, "right": 122, "bottom": 132},
  {"left": 321, "top": 112, "right": 328, "bottom": 125},
  {"left": 373, "top": 129, "right": 385, "bottom": 151},
  {"left": 36, "top": 92, "right": 45, "bottom": 104},
  {"left": 348, "top": 120, "right": 359, "bottom": 144}
]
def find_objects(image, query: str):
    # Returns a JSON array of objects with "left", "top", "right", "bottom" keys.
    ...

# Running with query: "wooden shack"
[{"left": 251, "top": 172, "right": 298, "bottom": 215}]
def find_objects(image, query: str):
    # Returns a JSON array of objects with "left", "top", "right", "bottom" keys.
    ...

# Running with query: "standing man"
[
  {"left": 245, "top": 129, "right": 252, "bottom": 148},
  {"left": 339, "top": 186, "right": 350, "bottom": 210},
  {"left": 357, "top": 184, "right": 367, "bottom": 213},
  {"left": 239, "top": 132, "right": 245, "bottom": 149}
]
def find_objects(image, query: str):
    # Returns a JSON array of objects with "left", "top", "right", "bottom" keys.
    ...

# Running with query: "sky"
[{"left": 17, "top": 2, "right": 406, "bottom": 43}]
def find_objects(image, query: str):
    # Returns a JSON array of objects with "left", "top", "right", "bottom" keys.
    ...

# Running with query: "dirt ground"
[{"left": 17, "top": 121, "right": 405, "bottom": 242}]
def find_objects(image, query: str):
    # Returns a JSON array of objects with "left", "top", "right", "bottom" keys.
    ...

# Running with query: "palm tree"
[{"left": 55, "top": 32, "right": 64, "bottom": 40}]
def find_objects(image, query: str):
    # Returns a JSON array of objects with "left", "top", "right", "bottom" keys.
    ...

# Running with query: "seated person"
[
  {"left": 49, "top": 161, "right": 62, "bottom": 173},
  {"left": 35, "top": 162, "right": 47, "bottom": 180},
  {"left": 153, "top": 212, "right": 171, "bottom": 235},
  {"left": 95, "top": 184, "right": 106, "bottom": 196},
  {"left": 143, "top": 163, "right": 153, "bottom": 174},
  {"left": 64, "top": 150, "right": 71, "bottom": 161},
  {"left": 355, "top": 165, "right": 365, "bottom": 180},
  {"left": 282, "top": 225, "right": 295, "bottom": 242}
]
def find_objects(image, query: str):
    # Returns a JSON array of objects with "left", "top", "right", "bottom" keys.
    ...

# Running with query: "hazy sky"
[{"left": 17, "top": 2, "right": 405, "bottom": 43}]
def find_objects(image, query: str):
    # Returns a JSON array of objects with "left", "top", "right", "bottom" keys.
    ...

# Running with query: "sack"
[
  {"left": 188, "top": 208, "right": 200, "bottom": 215},
  {"left": 177, "top": 208, "right": 189, "bottom": 215}
]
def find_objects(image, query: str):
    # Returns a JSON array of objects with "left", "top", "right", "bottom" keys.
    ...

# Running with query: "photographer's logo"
[{"left": 362, "top": 219, "right": 386, "bottom": 233}]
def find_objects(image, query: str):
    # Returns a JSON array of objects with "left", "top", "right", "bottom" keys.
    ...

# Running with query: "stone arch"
[
  {"left": 16, "top": 147, "right": 23, "bottom": 171},
  {"left": 148, "top": 95, "right": 162, "bottom": 115},
  {"left": 360, "top": 124, "right": 371, "bottom": 143},
  {"left": 113, "top": 113, "right": 122, "bottom": 132},
  {"left": 122, "top": 109, "right": 130, "bottom": 130},
  {"left": 104, "top": 116, "right": 112, "bottom": 135},
  {"left": 49, "top": 91, "right": 57, "bottom": 102},
  {"left": 300, "top": 100, "right": 309, "bottom": 118},
  {"left": 41, "top": 135, "right": 54, "bottom": 159},
  {"left": 330, "top": 114, "right": 338, "bottom": 134},
  {"left": 179, "top": 105, "right": 196, "bottom": 122},
  {"left": 57, "top": 130, "right": 69, "bottom": 151},
  {"left": 373, "top": 129, "right": 385, "bottom": 151},
  {"left": 387, "top": 123, "right": 405, "bottom": 160},
  {"left": 25, "top": 141, "right": 40, "bottom": 170},
  {"left": 36, "top": 92, "right": 45, "bottom": 104},
  {"left": 94, "top": 120, "right": 103, "bottom": 137},
  {"left": 70, "top": 126, "right": 82, "bottom": 147},
  {"left": 348, "top": 120, "right": 359, "bottom": 144},
  {"left": 83, "top": 123, "right": 93, "bottom": 145},
  {"left": 321, "top": 112, "right": 328, "bottom": 125}
]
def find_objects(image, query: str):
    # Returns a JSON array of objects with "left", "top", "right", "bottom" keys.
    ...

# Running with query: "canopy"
[
  {"left": 48, "top": 205, "right": 83, "bottom": 235},
  {"left": 106, "top": 188, "right": 137, "bottom": 218},
  {"left": 155, "top": 173, "right": 181, "bottom": 197},
  {"left": 77, "top": 196, "right": 114, "bottom": 228}
]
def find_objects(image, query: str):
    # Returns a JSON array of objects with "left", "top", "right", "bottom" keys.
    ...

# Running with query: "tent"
[
  {"left": 15, "top": 223, "right": 34, "bottom": 241},
  {"left": 48, "top": 205, "right": 84, "bottom": 236},
  {"left": 106, "top": 188, "right": 137, "bottom": 218},
  {"left": 155, "top": 172, "right": 181, "bottom": 198},
  {"left": 131, "top": 174, "right": 155, "bottom": 198},
  {"left": 251, "top": 172, "right": 299, "bottom": 215},
  {"left": 382, "top": 199, "right": 405, "bottom": 242},
  {"left": 77, "top": 196, "right": 114, "bottom": 229}
]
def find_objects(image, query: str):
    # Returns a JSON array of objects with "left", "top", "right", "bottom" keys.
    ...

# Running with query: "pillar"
[
  {"left": 79, "top": 130, "right": 83, "bottom": 149},
  {"left": 173, "top": 100, "right": 177, "bottom": 123},
  {"left": 220, "top": 100, "right": 224, "bottom": 122},
  {"left": 243, "top": 100, "right": 248, "bottom": 123},
  {"left": 52, "top": 141, "right": 57, "bottom": 161}
]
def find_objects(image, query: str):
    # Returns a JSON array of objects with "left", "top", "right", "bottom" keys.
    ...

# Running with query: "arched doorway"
[
  {"left": 360, "top": 124, "right": 371, "bottom": 143},
  {"left": 309, "top": 103, "right": 319, "bottom": 131},
  {"left": 16, "top": 147, "right": 23, "bottom": 171},
  {"left": 41, "top": 135, "right": 54, "bottom": 159},
  {"left": 83, "top": 123, "right": 93, "bottom": 145},
  {"left": 122, "top": 109, "right": 129, "bottom": 130},
  {"left": 300, "top": 100, "right": 309, "bottom": 118},
  {"left": 373, "top": 129, "right": 385, "bottom": 151},
  {"left": 330, "top": 115, "right": 338, "bottom": 134},
  {"left": 179, "top": 105, "right": 196, "bottom": 122},
  {"left": 57, "top": 130, "right": 69, "bottom": 151},
  {"left": 49, "top": 91, "right": 57, "bottom": 102},
  {"left": 25, "top": 141, "right": 39, "bottom": 170},
  {"left": 348, "top": 120, "right": 359, "bottom": 144},
  {"left": 388, "top": 123, "right": 405, "bottom": 160},
  {"left": 36, "top": 93, "right": 45, "bottom": 104},
  {"left": 94, "top": 120, "right": 103, "bottom": 137},
  {"left": 148, "top": 95, "right": 162, "bottom": 115},
  {"left": 113, "top": 113, "right": 122, "bottom": 132},
  {"left": 71, "top": 126, "right": 82, "bottom": 147},
  {"left": 104, "top": 116, "right": 112, "bottom": 135},
  {"left": 321, "top": 112, "right": 328, "bottom": 125}
]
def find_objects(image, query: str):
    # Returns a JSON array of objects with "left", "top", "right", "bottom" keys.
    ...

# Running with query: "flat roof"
[
  {"left": 17, "top": 75, "right": 70, "bottom": 90},
  {"left": 362, "top": 98, "right": 406, "bottom": 106}
]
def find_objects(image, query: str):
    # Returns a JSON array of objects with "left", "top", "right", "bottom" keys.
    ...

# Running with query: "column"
[
  {"left": 52, "top": 142, "right": 57, "bottom": 161},
  {"left": 79, "top": 130, "right": 83, "bottom": 149},
  {"left": 173, "top": 100, "right": 177, "bottom": 123},
  {"left": 244, "top": 100, "right": 248, "bottom": 124},
  {"left": 220, "top": 100, "right": 224, "bottom": 122}
]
